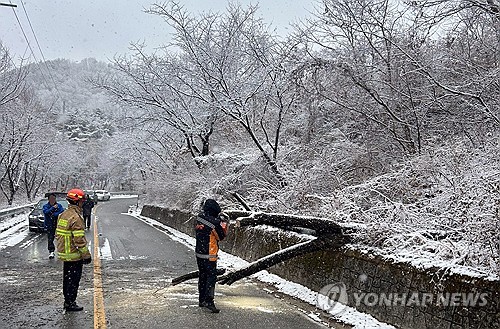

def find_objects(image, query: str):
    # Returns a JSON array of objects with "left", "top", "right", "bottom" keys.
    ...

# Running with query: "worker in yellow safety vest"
[{"left": 55, "top": 188, "right": 92, "bottom": 312}]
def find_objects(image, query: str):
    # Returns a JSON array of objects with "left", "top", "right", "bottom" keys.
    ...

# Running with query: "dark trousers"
[
  {"left": 63, "top": 260, "right": 83, "bottom": 304},
  {"left": 197, "top": 258, "right": 217, "bottom": 305},
  {"left": 83, "top": 213, "right": 91, "bottom": 229},
  {"left": 47, "top": 224, "right": 56, "bottom": 253}
]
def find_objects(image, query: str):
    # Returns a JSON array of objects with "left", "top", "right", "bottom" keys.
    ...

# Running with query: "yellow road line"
[{"left": 93, "top": 208, "right": 107, "bottom": 329}]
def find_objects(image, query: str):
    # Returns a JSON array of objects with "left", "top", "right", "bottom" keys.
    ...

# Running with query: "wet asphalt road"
[{"left": 0, "top": 198, "right": 341, "bottom": 329}]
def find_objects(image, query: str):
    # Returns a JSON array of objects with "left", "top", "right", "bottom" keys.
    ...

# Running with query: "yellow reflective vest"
[{"left": 56, "top": 204, "right": 91, "bottom": 261}]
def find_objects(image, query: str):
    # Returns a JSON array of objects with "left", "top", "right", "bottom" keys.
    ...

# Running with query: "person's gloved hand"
[{"left": 82, "top": 256, "right": 92, "bottom": 265}]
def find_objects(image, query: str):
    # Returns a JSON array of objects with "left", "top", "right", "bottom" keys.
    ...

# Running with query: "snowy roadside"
[
  {"left": 0, "top": 213, "right": 30, "bottom": 251},
  {"left": 0, "top": 203, "right": 35, "bottom": 213},
  {"left": 0, "top": 203, "right": 35, "bottom": 220},
  {"left": 127, "top": 210, "right": 395, "bottom": 329},
  {"left": 110, "top": 194, "right": 139, "bottom": 199}
]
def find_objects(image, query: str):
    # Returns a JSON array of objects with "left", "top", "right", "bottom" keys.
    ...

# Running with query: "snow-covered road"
[
  {"left": 0, "top": 198, "right": 342, "bottom": 328},
  {"left": 0, "top": 198, "right": 397, "bottom": 329}
]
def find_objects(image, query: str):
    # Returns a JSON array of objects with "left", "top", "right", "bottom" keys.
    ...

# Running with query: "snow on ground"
[
  {"left": 110, "top": 194, "right": 138, "bottom": 199},
  {"left": 0, "top": 213, "right": 28, "bottom": 233},
  {"left": 100, "top": 237, "right": 113, "bottom": 260},
  {"left": 129, "top": 210, "right": 395, "bottom": 329},
  {"left": 0, "top": 213, "right": 30, "bottom": 251}
]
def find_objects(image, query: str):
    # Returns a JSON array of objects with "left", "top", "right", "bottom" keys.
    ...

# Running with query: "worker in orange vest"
[{"left": 195, "top": 199, "right": 228, "bottom": 313}]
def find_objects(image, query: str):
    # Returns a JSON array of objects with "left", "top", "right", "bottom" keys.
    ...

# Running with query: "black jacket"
[
  {"left": 82, "top": 199, "right": 94, "bottom": 216},
  {"left": 195, "top": 212, "right": 226, "bottom": 260}
]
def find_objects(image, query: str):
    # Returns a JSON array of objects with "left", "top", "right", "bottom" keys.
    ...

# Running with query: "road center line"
[{"left": 93, "top": 208, "right": 107, "bottom": 329}]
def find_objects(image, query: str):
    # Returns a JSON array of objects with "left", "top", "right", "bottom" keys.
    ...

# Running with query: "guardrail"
[
  {"left": 110, "top": 191, "right": 138, "bottom": 196},
  {"left": 0, "top": 203, "right": 36, "bottom": 220}
]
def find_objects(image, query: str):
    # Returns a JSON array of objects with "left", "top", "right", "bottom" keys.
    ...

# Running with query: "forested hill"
[{"left": 25, "top": 58, "right": 118, "bottom": 142}]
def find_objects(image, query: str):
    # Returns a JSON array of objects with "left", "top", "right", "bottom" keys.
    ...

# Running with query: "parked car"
[
  {"left": 28, "top": 192, "right": 68, "bottom": 232},
  {"left": 95, "top": 190, "right": 111, "bottom": 201}
]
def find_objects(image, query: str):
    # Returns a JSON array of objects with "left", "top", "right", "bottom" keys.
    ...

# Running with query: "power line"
[
  {"left": 19, "top": 0, "right": 64, "bottom": 102},
  {"left": 8, "top": 1, "right": 61, "bottom": 103},
  {"left": 8, "top": 4, "right": 50, "bottom": 88}
]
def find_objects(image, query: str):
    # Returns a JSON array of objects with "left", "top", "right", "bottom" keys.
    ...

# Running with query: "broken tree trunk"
[
  {"left": 171, "top": 268, "right": 226, "bottom": 286},
  {"left": 225, "top": 210, "right": 345, "bottom": 235},
  {"left": 217, "top": 234, "right": 349, "bottom": 285}
]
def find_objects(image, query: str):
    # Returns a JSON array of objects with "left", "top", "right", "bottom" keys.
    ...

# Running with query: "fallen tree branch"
[
  {"left": 225, "top": 210, "right": 345, "bottom": 235},
  {"left": 171, "top": 268, "right": 227, "bottom": 286},
  {"left": 170, "top": 234, "right": 349, "bottom": 287},
  {"left": 217, "top": 234, "right": 349, "bottom": 285},
  {"left": 231, "top": 192, "right": 252, "bottom": 211}
]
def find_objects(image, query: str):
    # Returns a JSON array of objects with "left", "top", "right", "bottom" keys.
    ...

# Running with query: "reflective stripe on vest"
[
  {"left": 58, "top": 219, "right": 68, "bottom": 227},
  {"left": 73, "top": 230, "right": 85, "bottom": 237},
  {"left": 56, "top": 227, "right": 87, "bottom": 259},
  {"left": 197, "top": 217, "right": 215, "bottom": 229},
  {"left": 65, "top": 235, "right": 71, "bottom": 254},
  {"left": 57, "top": 228, "right": 85, "bottom": 237},
  {"left": 196, "top": 253, "right": 218, "bottom": 260},
  {"left": 56, "top": 228, "right": 71, "bottom": 236},
  {"left": 57, "top": 251, "right": 81, "bottom": 261}
]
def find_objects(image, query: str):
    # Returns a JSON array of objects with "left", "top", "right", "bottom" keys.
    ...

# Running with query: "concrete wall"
[{"left": 141, "top": 205, "right": 500, "bottom": 329}]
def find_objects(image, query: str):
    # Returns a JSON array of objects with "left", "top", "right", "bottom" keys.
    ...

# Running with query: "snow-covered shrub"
[{"left": 287, "top": 135, "right": 500, "bottom": 277}]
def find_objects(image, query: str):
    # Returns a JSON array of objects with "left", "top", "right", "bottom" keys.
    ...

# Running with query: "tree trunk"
[
  {"left": 225, "top": 210, "right": 345, "bottom": 236},
  {"left": 170, "top": 234, "right": 349, "bottom": 287},
  {"left": 231, "top": 192, "right": 252, "bottom": 211},
  {"left": 171, "top": 268, "right": 226, "bottom": 286},
  {"left": 217, "top": 234, "right": 349, "bottom": 285}
]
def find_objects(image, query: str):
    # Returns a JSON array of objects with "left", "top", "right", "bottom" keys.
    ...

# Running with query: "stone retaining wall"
[{"left": 141, "top": 205, "right": 500, "bottom": 329}]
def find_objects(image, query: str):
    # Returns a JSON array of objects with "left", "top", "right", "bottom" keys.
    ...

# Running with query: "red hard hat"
[{"left": 67, "top": 188, "right": 85, "bottom": 201}]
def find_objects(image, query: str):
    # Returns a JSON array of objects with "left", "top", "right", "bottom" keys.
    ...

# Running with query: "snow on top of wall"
[
  {"left": 349, "top": 245, "right": 499, "bottom": 282},
  {"left": 250, "top": 224, "right": 316, "bottom": 241}
]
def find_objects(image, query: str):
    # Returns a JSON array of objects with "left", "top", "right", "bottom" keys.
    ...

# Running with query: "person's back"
[
  {"left": 55, "top": 188, "right": 92, "bottom": 312},
  {"left": 82, "top": 197, "right": 94, "bottom": 230},
  {"left": 56, "top": 204, "right": 89, "bottom": 261},
  {"left": 195, "top": 212, "right": 226, "bottom": 260},
  {"left": 82, "top": 199, "right": 94, "bottom": 214}
]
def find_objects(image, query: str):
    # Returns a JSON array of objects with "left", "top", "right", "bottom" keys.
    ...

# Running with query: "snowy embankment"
[
  {"left": 128, "top": 210, "right": 395, "bottom": 329},
  {"left": 0, "top": 213, "right": 30, "bottom": 252}
]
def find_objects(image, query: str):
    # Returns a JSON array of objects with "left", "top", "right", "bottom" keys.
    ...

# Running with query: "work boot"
[
  {"left": 65, "top": 302, "right": 83, "bottom": 312},
  {"left": 49, "top": 252, "right": 55, "bottom": 259},
  {"left": 204, "top": 303, "right": 220, "bottom": 313}
]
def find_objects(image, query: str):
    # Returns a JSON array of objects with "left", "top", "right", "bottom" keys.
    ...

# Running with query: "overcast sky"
[{"left": 0, "top": 0, "right": 317, "bottom": 64}]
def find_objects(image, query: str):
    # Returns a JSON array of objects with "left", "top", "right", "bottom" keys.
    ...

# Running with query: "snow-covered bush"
[{"left": 282, "top": 136, "right": 500, "bottom": 277}]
